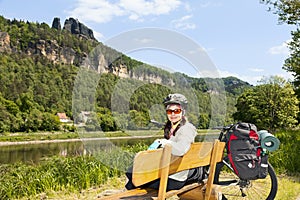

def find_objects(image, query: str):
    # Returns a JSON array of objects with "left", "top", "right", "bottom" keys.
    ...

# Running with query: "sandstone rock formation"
[
  {"left": 63, "top": 18, "right": 95, "bottom": 40},
  {"left": 52, "top": 17, "right": 61, "bottom": 30},
  {"left": 0, "top": 32, "right": 11, "bottom": 53}
]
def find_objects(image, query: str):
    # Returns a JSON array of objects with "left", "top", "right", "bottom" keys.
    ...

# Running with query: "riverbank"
[{"left": 0, "top": 130, "right": 164, "bottom": 146}]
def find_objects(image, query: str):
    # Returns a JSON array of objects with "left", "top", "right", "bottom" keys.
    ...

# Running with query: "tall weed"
[
  {"left": 269, "top": 130, "right": 300, "bottom": 174},
  {"left": 0, "top": 142, "right": 148, "bottom": 199}
]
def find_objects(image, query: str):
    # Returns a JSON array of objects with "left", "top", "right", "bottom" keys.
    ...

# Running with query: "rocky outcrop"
[
  {"left": 82, "top": 54, "right": 175, "bottom": 85},
  {"left": 52, "top": 17, "right": 95, "bottom": 40},
  {"left": 25, "top": 39, "right": 87, "bottom": 65},
  {"left": 63, "top": 18, "right": 95, "bottom": 40},
  {"left": 52, "top": 17, "right": 61, "bottom": 30},
  {"left": 0, "top": 32, "right": 11, "bottom": 53}
]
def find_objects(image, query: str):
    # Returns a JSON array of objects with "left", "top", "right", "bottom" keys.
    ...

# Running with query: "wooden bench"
[{"left": 99, "top": 140, "right": 225, "bottom": 200}]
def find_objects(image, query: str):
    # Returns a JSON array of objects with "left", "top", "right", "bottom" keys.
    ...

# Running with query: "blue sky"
[{"left": 0, "top": 0, "right": 296, "bottom": 85}]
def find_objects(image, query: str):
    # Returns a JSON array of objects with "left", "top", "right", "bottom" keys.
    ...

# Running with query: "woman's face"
[{"left": 166, "top": 104, "right": 183, "bottom": 123}]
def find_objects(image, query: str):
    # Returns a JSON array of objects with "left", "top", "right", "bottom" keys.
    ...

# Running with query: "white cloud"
[
  {"left": 68, "top": 0, "right": 124, "bottom": 23},
  {"left": 268, "top": 40, "right": 291, "bottom": 55},
  {"left": 120, "top": 0, "right": 181, "bottom": 17},
  {"left": 171, "top": 15, "right": 196, "bottom": 30},
  {"left": 67, "top": 0, "right": 182, "bottom": 23},
  {"left": 93, "top": 31, "right": 104, "bottom": 41},
  {"left": 216, "top": 69, "right": 294, "bottom": 86},
  {"left": 249, "top": 68, "right": 264, "bottom": 72}
]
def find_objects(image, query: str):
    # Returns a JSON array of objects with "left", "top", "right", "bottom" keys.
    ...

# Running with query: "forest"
[{"left": 0, "top": 15, "right": 253, "bottom": 133}]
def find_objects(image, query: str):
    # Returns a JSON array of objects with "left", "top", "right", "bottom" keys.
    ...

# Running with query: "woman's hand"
[{"left": 148, "top": 139, "right": 170, "bottom": 150}]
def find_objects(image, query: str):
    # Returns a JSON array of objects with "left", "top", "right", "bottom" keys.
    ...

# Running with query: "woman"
[{"left": 125, "top": 93, "right": 204, "bottom": 191}]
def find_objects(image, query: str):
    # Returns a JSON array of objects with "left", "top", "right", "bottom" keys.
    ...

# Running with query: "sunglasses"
[{"left": 166, "top": 109, "right": 182, "bottom": 115}]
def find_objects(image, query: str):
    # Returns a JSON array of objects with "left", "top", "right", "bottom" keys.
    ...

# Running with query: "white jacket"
[{"left": 160, "top": 122, "right": 197, "bottom": 181}]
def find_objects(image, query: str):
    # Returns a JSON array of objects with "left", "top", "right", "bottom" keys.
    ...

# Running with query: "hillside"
[{"left": 0, "top": 16, "right": 251, "bottom": 133}]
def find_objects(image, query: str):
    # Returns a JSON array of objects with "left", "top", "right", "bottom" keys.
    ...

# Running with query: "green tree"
[
  {"left": 41, "top": 113, "right": 61, "bottom": 131},
  {"left": 128, "top": 110, "right": 149, "bottom": 130},
  {"left": 0, "top": 93, "right": 23, "bottom": 132},
  {"left": 261, "top": 0, "right": 300, "bottom": 26},
  {"left": 24, "top": 108, "right": 43, "bottom": 132},
  {"left": 17, "top": 92, "right": 35, "bottom": 113},
  {"left": 261, "top": 0, "right": 300, "bottom": 94},
  {"left": 197, "top": 113, "right": 210, "bottom": 129},
  {"left": 96, "top": 107, "right": 118, "bottom": 131},
  {"left": 233, "top": 76, "right": 299, "bottom": 132}
]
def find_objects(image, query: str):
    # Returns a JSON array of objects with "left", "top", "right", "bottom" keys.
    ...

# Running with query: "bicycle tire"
[{"left": 214, "top": 159, "right": 278, "bottom": 200}]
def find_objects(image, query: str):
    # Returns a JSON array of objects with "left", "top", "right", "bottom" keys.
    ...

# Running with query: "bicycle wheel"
[{"left": 214, "top": 159, "right": 278, "bottom": 200}]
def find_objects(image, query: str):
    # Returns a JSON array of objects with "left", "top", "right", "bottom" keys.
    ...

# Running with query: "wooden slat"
[
  {"left": 98, "top": 188, "right": 157, "bottom": 200},
  {"left": 168, "top": 142, "right": 214, "bottom": 174},
  {"left": 178, "top": 184, "right": 221, "bottom": 200},
  {"left": 204, "top": 140, "right": 224, "bottom": 200},
  {"left": 132, "top": 147, "right": 165, "bottom": 186},
  {"left": 157, "top": 144, "right": 172, "bottom": 200},
  {"left": 133, "top": 142, "right": 221, "bottom": 186},
  {"left": 165, "top": 182, "right": 203, "bottom": 198}
]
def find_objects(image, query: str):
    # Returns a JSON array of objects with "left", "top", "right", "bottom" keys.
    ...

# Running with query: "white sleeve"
[{"left": 168, "top": 123, "right": 197, "bottom": 156}]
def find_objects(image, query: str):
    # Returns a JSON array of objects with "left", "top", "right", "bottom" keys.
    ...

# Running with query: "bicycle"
[{"left": 213, "top": 124, "right": 278, "bottom": 200}]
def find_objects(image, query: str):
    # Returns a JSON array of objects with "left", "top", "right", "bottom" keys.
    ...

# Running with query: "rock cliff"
[
  {"left": 0, "top": 32, "right": 11, "bottom": 53},
  {"left": 0, "top": 17, "right": 174, "bottom": 86}
]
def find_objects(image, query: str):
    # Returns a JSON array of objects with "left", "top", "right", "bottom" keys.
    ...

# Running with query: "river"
[
  {"left": 0, "top": 133, "right": 219, "bottom": 164},
  {"left": 0, "top": 136, "right": 157, "bottom": 164}
]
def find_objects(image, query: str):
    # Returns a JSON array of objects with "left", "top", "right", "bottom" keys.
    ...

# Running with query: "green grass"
[
  {"left": 275, "top": 175, "right": 300, "bottom": 200},
  {"left": 0, "top": 132, "right": 80, "bottom": 142},
  {"left": 0, "top": 142, "right": 148, "bottom": 199},
  {"left": 18, "top": 174, "right": 300, "bottom": 200}
]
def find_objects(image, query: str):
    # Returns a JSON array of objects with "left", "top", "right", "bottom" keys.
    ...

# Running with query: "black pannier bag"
[{"left": 226, "top": 122, "right": 268, "bottom": 180}]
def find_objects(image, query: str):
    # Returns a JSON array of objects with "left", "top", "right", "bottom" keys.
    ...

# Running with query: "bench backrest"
[{"left": 132, "top": 141, "right": 225, "bottom": 186}]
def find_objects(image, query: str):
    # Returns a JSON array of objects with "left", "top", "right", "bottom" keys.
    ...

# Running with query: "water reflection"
[{"left": 0, "top": 137, "right": 156, "bottom": 164}]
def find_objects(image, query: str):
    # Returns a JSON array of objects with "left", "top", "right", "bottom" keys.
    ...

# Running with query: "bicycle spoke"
[{"left": 216, "top": 171, "right": 275, "bottom": 199}]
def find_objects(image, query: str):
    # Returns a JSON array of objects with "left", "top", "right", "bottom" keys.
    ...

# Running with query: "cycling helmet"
[{"left": 163, "top": 93, "right": 188, "bottom": 109}]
